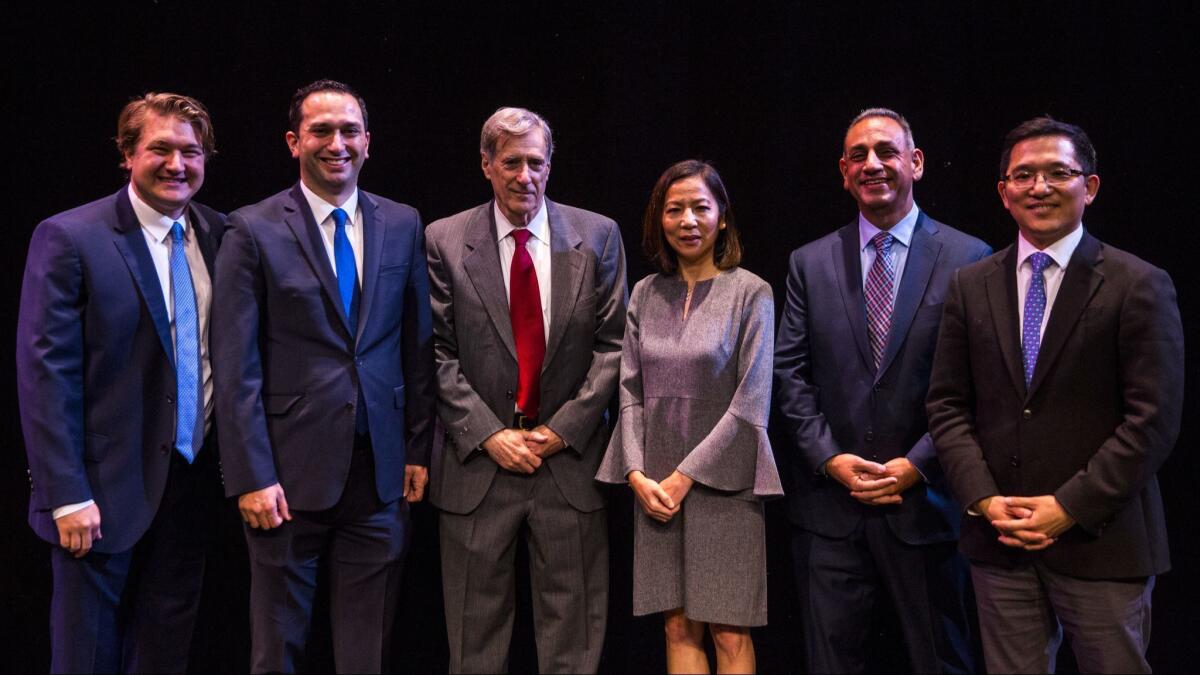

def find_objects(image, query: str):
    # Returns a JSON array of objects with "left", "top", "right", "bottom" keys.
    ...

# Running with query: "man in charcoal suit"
[{"left": 775, "top": 108, "right": 989, "bottom": 673}]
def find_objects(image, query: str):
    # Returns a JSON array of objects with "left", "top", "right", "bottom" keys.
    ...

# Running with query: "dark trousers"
[
  {"left": 244, "top": 436, "right": 410, "bottom": 674},
  {"left": 971, "top": 561, "right": 1154, "bottom": 673},
  {"left": 439, "top": 469, "right": 608, "bottom": 674},
  {"left": 792, "top": 517, "right": 974, "bottom": 674},
  {"left": 49, "top": 437, "right": 221, "bottom": 674}
]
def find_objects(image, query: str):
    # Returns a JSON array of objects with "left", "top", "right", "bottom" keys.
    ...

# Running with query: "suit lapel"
[
  {"left": 111, "top": 187, "right": 175, "bottom": 364},
  {"left": 1026, "top": 232, "right": 1104, "bottom": 398},
  {"left": 188, "top": 203, "right": 217, "bottom": 276},
  {"left": 462, "top": 204, "right": 518, "bottom": 360},
  {"left": 543, "top": 201, "right": 586, "bottom": 372},
  {"left": 356, "top": 191, "right": 385, "bottom": 339},
  {"left": 984, "top": 245, "right": 1027, "bottom": 399},
  {"left": 833, "top": 223, "right": 874, "bottom": 373},
  {"left": 282, "top": 183, "right": 354, "bottom": 337},
  {"left": 875, "top": 213, "right": 941, "bottom": 382}
]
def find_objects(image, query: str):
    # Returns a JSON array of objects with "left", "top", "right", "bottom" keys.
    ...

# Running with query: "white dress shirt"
[
  {"left": 1016, "top": 225, "right": 1085, "bottom": 341},
  {"left": 859, "top": 203, "right": 920, "bottom": 309},
  {"left": 54, "top": 186, "right": 215, "bottom": 520},
  {"left": 299, "top": 181, "right": 364, "bottom": 286},
  {"left": 494, "top": 200, "right": 552, "bottom": 343}
]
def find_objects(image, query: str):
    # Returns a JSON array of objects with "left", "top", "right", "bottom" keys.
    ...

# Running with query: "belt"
[{"left": 513, "top": 413, "right": 539, "bottom": 431}]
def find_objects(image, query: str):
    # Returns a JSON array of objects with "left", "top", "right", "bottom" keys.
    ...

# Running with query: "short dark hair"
[
  {"left": 999, "top": 116, "right": 1097, "bottom": 178},
  {"left": 288, "top": 79, "right": 369, "bottom": 133},
  {"left": 846, "top": 107, "right": 915, "bottom": 150},
  {"left": 642, "top": 160, "right": 742, "bottom": 275},
  {"left": 116, "top": 92, "right": 215, "bottom": 160}
]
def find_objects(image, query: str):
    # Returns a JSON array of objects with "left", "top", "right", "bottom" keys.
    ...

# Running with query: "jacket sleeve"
[
  {"left": 400, "top": 214, "right": 436, "bottom": 466},
  {"left": 595, "top": 281, "right": 644, "bottom": 482}
]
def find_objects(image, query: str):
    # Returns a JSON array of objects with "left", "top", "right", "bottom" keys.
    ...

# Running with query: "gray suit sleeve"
[
  {"left": 544, "top": 220, "right": 628, "bottom": 453},
  {"left": 426, "top": 225, "right": 507, "bottom": 460}
]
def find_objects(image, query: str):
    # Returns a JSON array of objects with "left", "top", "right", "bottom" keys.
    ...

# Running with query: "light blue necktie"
[
  {"left": 332, "top": 207, "right": 359, "bottom": 328},
  {"left": 1021, "top": 252, "right": 1053, "bottom": 387},
  {"left": 170, "top": 222, "right": 200, "bottom": 463}
]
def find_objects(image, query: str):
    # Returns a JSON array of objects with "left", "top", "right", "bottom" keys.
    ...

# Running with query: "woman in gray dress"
[{"left": 597, "top": 160, "right": 783, "bottom": 673}]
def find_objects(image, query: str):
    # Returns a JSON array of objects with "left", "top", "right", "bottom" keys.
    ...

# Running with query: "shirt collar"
[
  {"left": 299, "top": 180, "right": 359, "bottom": 227},
  {"left": 493, "top": 199, "right": 549, "bottom": 245},
  {"left": 1017, "top": 224, "right": 1085, "bottom": 270},
  {"left": 128, "top": 183, "right": 187, "bottom": 243},
  {"left": 859, "top": 203, "right": 919, "bottom": 252}
]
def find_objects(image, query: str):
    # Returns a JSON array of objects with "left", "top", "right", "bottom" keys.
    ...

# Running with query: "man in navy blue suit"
[
  {"left": 17, "top": 93, "right": 225, "bottom": 673},
  {"left": 774, "top": 108, "right": 990, "bottom": 673},
  {"left": 213, "top": 79, "right": 434, "bottom": 673}
]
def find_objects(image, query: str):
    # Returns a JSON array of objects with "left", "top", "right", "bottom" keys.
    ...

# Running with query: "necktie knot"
[
  {"left": 170, "top": 221, "right": 185, "bottom": 243},
  {"left": 872, "top": 231, "right": 894, "bottom": 255},
  {"left": 332, "top": 208, "right": 349, "bottom": 230},
  {"left": 511, "top": 227, "right": 532, "bottom": 247},
  {"left": 1029, "top": 251, "right": 1052, "bottom": 275}
]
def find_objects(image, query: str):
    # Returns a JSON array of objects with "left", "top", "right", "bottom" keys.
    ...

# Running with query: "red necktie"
[{"left": 509, "top": 228, "right": 545, "bottom": 419}]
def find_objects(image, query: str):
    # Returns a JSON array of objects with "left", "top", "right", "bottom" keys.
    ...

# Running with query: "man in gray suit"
[{"left": 426, "top": 107, "right": 627, "bottom": 673}]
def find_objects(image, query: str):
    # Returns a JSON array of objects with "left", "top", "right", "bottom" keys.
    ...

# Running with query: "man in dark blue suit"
[
  {"left": 16, "top": 93, "right": 225, "bottom": 673},
  {"left": 774, "top": 108, "right": 990, "bottom": 673},
  {"left": 213, "top": 79, "right": 434, "bottom": 673}
]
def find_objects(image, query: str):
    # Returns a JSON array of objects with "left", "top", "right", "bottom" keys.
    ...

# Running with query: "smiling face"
[
  {"left": 998, "top": 134, "right": 1099, "bottom": 249},
  {"left": 123, "top": 112, "right": 206, "bottom": 219},
  {"left": 839, "top": 116, "right": 924, "bottom": 229},
  {"left": 286, "top": 91, "right": 370, "bottom": 204},
  {"left": 661, "top": 175, "right": 725, "bottom": 269},
  {"left": 482, "top": 132, "right": 550, "bottom": 225}
]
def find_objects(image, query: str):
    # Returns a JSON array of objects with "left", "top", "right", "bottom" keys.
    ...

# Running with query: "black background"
[{"left": 4, "top": 2, "right": 1197, "bottom": 672}]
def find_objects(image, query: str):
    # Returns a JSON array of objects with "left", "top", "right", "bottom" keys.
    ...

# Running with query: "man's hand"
[
  {"left": 659, "top": 471, "right": 694, "bottom": 509},
  {"left": 239, "top": 483, "right": 292, "bottom": 530},
  {"left": 482, "top": 428, "right": 542, "bottom": 474},
  {"left": 989, "top": 495, "right": 1076, "bottom": 551},
  {"left": 403, "top": 465, "right": 429, "bottom": 503},
  {"left": 856, "top": 457, "right": 923, "bottom": 505},
  {"left": 55, "top": 504, "right": 102, "bottom": 558},
  {"left": 526, "top": 425, "right": 566, "bottom": 459},
  {"left": 628, "top": 471, "right": 680, "bottom": 523},
  {"left": 826, "top": 453, "right": 899, "bottom": 505}
]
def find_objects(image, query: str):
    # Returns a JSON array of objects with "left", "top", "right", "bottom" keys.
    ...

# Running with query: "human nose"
[
  {"left": 514, "top": 162, "right": 532, "bottom": 184},
  {"left": 864, "top": 150, "right": 884, "bottom": 169},
  {"left": 1029, "top": 173, "right": 1053, "bottom": 194},
  {"left": 163, "top": 150, "right": 183, "bottom": 171},
  {"left": 328, "top": 131, "right": 346, "bottom": 152},
  {"left": 681, "top": 208, "right": 698, "bottom": 226}
]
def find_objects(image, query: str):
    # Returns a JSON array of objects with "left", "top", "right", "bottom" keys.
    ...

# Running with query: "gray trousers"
[
  {"left": 971, "top": 560, "right": 1154, "bottom": 673},
  {"left": 440, "top": 468, "right": 608, "bottom": 674}
]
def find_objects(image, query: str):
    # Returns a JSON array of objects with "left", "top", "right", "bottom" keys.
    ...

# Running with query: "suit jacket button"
[
  {"left": 865, "top": 431, "right": 875, "bottom": 442},
  {"left": 1010, "top": 457, "right": 1019, "bottom": 467},
  {"left": 345, "top": 401, "right": 354, "bottom": 410},
  {"left": 166, "top": 395, "right": 174, "bottom": 404},
  {"left": 1022, "top": 409, "right": 1032, "bottom": 420},
  {"left": 161, "top": 444, "right": 170, "bottom": 456},
  {"left": 506, "top": 390, "right": 514, "bottom": 400}
]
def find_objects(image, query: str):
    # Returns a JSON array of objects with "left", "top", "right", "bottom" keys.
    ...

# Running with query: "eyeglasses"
[{"left": 1003, "top": 167, "right": 1087, "bottom": 189}]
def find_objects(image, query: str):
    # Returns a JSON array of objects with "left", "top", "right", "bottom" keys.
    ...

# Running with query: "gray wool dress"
[{"left": 596, "top": 267, "right": 783, "bottom": 626}]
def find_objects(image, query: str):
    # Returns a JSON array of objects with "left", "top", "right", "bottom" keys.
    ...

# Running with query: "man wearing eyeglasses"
[{"left": 928, "top": 116, "right": 1182, "bottom": 673}]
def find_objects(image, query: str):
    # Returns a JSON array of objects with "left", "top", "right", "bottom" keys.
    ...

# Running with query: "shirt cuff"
[{"left": 53, "top": 500, "right": 95, "bottom": 520}]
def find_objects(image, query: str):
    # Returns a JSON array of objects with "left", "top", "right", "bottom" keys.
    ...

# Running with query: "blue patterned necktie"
[
  {"left": 1022, "top": 252, "right": 1053, "bottom": 387},
  {"left": 332, "top": 207, "right": 359, "bottom": 329},
  {"left": 865, "top": 231, "right": 896, "bottom": 368},
  {"left": 170, "top": 222, "right": 199, "bottom": 463}
]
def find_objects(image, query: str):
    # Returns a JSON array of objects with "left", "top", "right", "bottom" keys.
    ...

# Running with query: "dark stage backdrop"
[{"left": 4, "top": 2, "right": 1197, "bottom": 672}]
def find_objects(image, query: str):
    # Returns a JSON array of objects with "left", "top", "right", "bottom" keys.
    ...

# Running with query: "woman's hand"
[
  {"left": 628, "top": 471, "right": 681, "bottom": 523},
  {"left": 659, "top": 471, "right": 695, "bottom": 509}
]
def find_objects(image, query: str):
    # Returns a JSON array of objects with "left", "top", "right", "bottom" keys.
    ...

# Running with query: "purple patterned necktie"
[
  {"left": 865, "top": 231, "right": 895, "bottom": 368},
  {"left": 1022, "top": 252, "right": 1053, "bottom": 387}
]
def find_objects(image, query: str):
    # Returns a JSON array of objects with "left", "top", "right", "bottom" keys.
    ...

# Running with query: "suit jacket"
[
  {"left": 927, "top": 232, "right": 1182, "bottom": 578},
  {"left": 425, "top": 200, "right": 627, "bottom": 515},
  {"left": 774, "top": 213, "right": 991, "bottom": 544},
  {"left": 17, "top": 187, "right": 225, "bottom": 554},
  {"left": 213, "top": 184, "right": 434, "bottom": 510}
]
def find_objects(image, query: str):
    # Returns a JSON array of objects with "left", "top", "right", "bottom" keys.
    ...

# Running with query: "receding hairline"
[{"left": 843, "top": 109, "right": 916, "bottom": 152}]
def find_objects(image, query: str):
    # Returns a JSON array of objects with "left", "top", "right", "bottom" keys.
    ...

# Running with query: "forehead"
[
  {"left": 1007, "top": 135, "right": 1080, "bottom": 170},
  {"left": 665, "top": 175, "right": 715, "bottom": 201},
  {"left": 299, "top": 91, "right": 364, "bottom": 126},
  {"left": 135, "top": 113, "right": 200, "bottom": 147},
  {"left": 494, "top": 132, "right": 548, "bottom": 158},
  {"left": 844, "top": 116, "right": 907, "bottom": 149}
]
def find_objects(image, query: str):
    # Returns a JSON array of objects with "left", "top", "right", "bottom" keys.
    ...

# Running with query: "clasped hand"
[
  {"left": 978, "top": 494, "right": 1075, "bottom": 551},
  {"left": 628, "top": 470, "right": 693, "bottom": 523},
  {"left": 826, "top": 454, "right": 920, "bottom": 505},
  {"left": 482, "top": 425, "right": 565, "bottom": 474}
]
